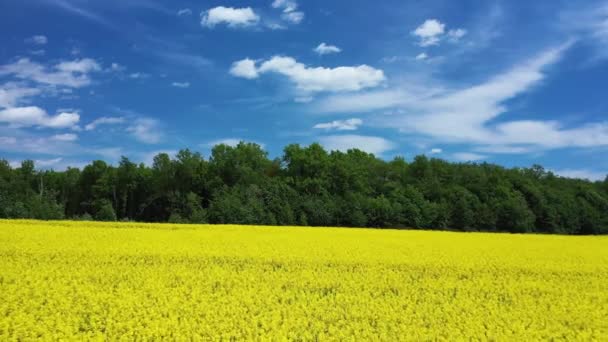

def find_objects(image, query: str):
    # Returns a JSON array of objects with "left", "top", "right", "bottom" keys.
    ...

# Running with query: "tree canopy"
[{"left": 2, "top": 142, "right": 607, "bottom": 234}]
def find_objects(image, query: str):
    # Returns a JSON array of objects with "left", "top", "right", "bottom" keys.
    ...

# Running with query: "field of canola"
[{"left": 1, "top": 220, "right": 607, "bottom": 340}]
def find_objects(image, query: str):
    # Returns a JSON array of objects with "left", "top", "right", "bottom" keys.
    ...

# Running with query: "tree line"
[{"left": 1, "top": 142, "right": 607, "bottom": 234}]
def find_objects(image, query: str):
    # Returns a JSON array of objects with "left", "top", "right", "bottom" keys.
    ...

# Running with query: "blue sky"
[{"left": 1, "top": 0, "right": 607, "bottom": 180}]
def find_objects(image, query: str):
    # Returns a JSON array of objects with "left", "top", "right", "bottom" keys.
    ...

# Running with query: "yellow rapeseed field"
[{"left": 0, "top": 220, "right": 607, "bottom": 340}]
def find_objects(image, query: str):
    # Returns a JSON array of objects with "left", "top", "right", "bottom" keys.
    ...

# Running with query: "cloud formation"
[
  {"left": 0, "top": 83, "right": 41, "bottom": 108},
  {"left": 231, "top": 56, "right": 386, "bottom": 93},
  {"left": 0, "top": 58, "right": 101, "bottom": 88},
  {"left": 412, "top": 19, "right": 466, "bottom": 46},
  {"left": 0, "top": 106, "right": 79, "bottom": 129},
  {"left": 317, "top": 42, "right": 608, "bottom": 153},
  {"left": 85, "top": 116, "right": 125, "bottom": 131},
  {"left": 171, "top": 82, "right": 190, "bottom": 88},
  {"left": 314, "top": 118, "right": 362, "bottom": 131},
  {"left": 272, "top": 0, "right": 305, "bottom": 24},
  {"left": 127, "top": 118, "right": 162, "bottom": 144},
  {"left": 25, "top": 35, "right": 48, "bottom": 45},
  {"left": 314, "top": 43, "right": 342, "bottom": 55},
  {"left": 201, "top": 7, "right": 260, "bottom": 28},
  {"left": 230, "top": 58, "right": 259, "bottom": 79}
]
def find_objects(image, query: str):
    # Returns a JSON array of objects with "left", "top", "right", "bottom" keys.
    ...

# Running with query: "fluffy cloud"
[
  {"left": 127, "top": 118, "right": 162, "bottom": 144},
  {"left": 412, "top": 19, "right": 466, "bottom": 46},
  {"left": 415, "top": 52, "right": 428, "bottom": 61},
  {"left": 272, "top": 0, "right": 298, "bottom": 12},
  {"left": 231, "top": 56, "right": 385, "bottom": 93},
  {"left": 447, "top": 28, "right": 467, "bottom": 42},
  {"left": 412, "top": 19, "right": 445, "bottom": 46},
  {"left": 0, "top": 58, "right": 101, "bottom": 88},
  {"left": 109, "top": 63, "right": 125, "bottom": 72},
  {"left": 51, "top": 133, "right": 78, "bottom": 142},
  {"left": 229, "top": 59, "right": 259, "bottom": 79},
  {"left": 201, "top": 7, "right": 260, "bottom": 28},
  {"left": 282, "top": 11, "right": 304, "bottom": 24},
  {"left": 26, "top": 35, "right": 48, "bottom": 45},
  {"left": 0, "top": 106, "right": 79, "bottom": 129},
  {"left": 272, "top": 0, "right": 305, "bottom": 24},
  {"left": 319, "top": 135, "right": 395, "bottom": 155},
  {"left": 316, "top": 42, "right": 608, "bottom": 153},
  {"left": 171, "top": 82, "right": 190, "bottom": 88},
  {"left": 85, "top": 116, "right": 125, "bottom": 131},
  {"left": 314, "top": 43, "right": 342, "bottom": 55},
  {"left": 430, "top": 148, "right": 442, "bottom": 154},
  {"left": 0, "top": 83, "right": 41, "bottom": 108},
  {"left": 314, "top": 118, "right": 362, "bottom": 131}
]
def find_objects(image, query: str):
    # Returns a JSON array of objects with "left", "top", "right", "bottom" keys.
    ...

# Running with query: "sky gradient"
[{"left": 1, "top": 0, "right": 607, "bottom": 180}]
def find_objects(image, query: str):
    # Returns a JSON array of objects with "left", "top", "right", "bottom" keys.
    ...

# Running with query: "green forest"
[{"left": 1, "top": 142, "right": 607, "bottom": 234}]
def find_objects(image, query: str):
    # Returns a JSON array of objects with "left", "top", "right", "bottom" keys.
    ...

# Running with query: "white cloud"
[
  {"left": 314, "top": 118, "right": 362, "bottom": 131},
  {"left": 32, "top": 158, "right": 63, "bottom": 168},
  {"left": 415, "top": 52, "right": 428, "bottom": 60},
  {"left": 0, "top": 58, "right": 101, "bottom": 88},
  {"left": 109, "top": 63, "right": 125, "bottom": 72},
  {"left": 282, "top": 11, "right": 304, "bottom": 24},
  {"left": 319, "top": 135, "right": 395, "bottom": 155},
  {"left": 201, "top": 7, "right": 260, "bottom": 28},
  {"left": 84, "top": 116, "right": 125, "bottom": 131},
  {"left": 412, "top": 19, "right": 466, "bottom": 46},
  {"left": 314, "top": 43, "right": 342, "bottom": 55},
  {"left": 294, "top": 96, "right": 313, "bottom": 103},
  {"left": 171, "top": 82, "right": 190, "bottom": 88},
  {"left": 127, "top": 118, "right": 162, "bottom": 144},
  {"left": 0, "top": 130, "right": 84, "bottom": 156},
  {"left": 447, "top": 28, "right": 467, "bottom": 42},
  {"left": 317, "top": 43, "right": 605, "bottom": 153},
  {"left": 55, "top": 59, "right": 100, "bottom": 73},
  {"left": 412, "top": 19, "right": 445, "bottom": 47},
  {"left": 206, "top": 138, "right": 242, "bottom": 147},
  {"left": 177, "top": 8, "right": 192, "bottom": 16},
  {"left": 560, "top": 3, "right": 608, "bottom": 58},
  {"left": 230, "top": 58, "right": 259, "bottom": 79},
  {"left": 553, "top": 169, "right": 607, "bottom": 181},
  {"left": 272, "top": 0, "right": 304, "bottom": 24},
  {"left": 452, "top": 152, "right": 486, "bottom": 162},
  {"left": 232, "top": 56, "right": 386, "bottom": 93},
  {"left": 129, "top": 72, "right": 149, "bottom": 79},
  {"left": 0, "top": 106, "right": 79, "bottom": 129},
  {"left": 0, "top": 83, "right": 41, "bottom": 108},
  {"left": 430, "top": 148, "right": 442, "bottom": 154},
  {"left": 272, "top": 0, "right": 298, "bottom": 12},
  {"left": 26, "top": 35, "right": 48, "bottom": 45},
  {"left": 51, "top": 133, "right": 78, "bottom": 142},
  {"left": 266, "top": 22, "right": 287, "bottom": 30}
]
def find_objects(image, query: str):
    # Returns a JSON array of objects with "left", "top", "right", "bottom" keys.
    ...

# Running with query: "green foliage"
[
  {"left": 94, "top": 201, "right": 117, "bottom": 222},
  {"left": 1, "top": 142, "right": 607, "bottom": 234}
]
